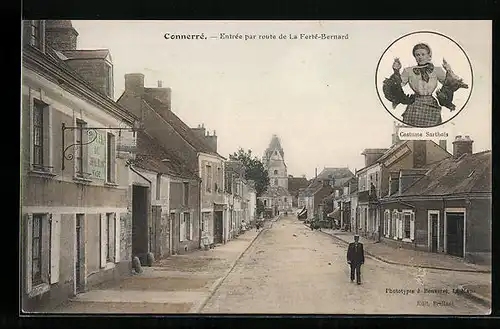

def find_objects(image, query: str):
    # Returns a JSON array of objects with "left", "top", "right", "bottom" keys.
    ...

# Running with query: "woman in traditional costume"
[{"left": 382, "top": 43, "right": 469, "bottom": 127}]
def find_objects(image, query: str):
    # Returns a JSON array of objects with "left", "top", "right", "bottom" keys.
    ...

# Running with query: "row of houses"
[
  {"left": 297, "top": 167, "right": 355, "bottom": 223},
  {"left": 299, "top": 122, "right": 491, "bottom": 265},
  {"left": 21, "top": 20, "right": 257, "bottom": 312}
]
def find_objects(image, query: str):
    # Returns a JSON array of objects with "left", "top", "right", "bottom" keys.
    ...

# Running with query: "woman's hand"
[
  {"left": 443, "top": 58, "right": 452, "bottom": 72},
  {"left": 392, "top": 58, "right": 402, "bottom": 71}
]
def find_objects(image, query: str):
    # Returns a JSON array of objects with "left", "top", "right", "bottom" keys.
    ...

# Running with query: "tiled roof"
[
  {"left": 134, "top": 131, "right": 199, "bottom": 180},
  {"left": 141, "top": 94, "right": 223, "bottom": 158},
  {"left": 288, "top": 177, "right": 309, "bottom": 192},
  {"left": 39, "top": 46, "right": 137, "bottom": 122},
  {"left": 375, "top": 141, "right": 408, "bottom": 164},
  {"left": 260, "top": 186, "right": 291, "bottom": 197},
  {"left": 317, "top": 167, "right": 354, "bottom": 180},
  {"left": 62, "top": 49, "right": 111, "bottom": 60},
  {"left": 225, "top": 160, "right": 246, "bottom": 178},
  {"left": 399, "top": 151, "right": 491, "bottom": 196},
  {"left": 301, "top": 168, "right": 354, "bottom": 196},
  {"left": 301, "top": 180, "right": 325, "bottom": 196}
]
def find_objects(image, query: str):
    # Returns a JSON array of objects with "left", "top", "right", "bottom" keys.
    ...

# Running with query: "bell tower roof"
[{"left": 264, "top": 134, "right": 284, "bottom": 160}]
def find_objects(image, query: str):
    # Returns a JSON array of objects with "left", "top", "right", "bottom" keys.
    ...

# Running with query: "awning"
[
  {"left": 298, "top": 207, "right": 307, "bottom": 216},
  {"left": 327, "top": 208, "right": 341, "bottom": 219}
]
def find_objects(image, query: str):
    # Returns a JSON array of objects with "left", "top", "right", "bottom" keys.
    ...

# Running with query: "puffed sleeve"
[
  {"left": 382, "top": 69, "right": 414, "bottom": 109},
  {"left": 435, "top": 67, "right": 446, "bottom": 84}
]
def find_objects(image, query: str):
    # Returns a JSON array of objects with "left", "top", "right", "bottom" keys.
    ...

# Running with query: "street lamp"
[{"left": 61, "top": 120, "right": 143, "bottom": 171}]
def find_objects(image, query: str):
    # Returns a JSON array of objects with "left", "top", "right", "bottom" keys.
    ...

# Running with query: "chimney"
[
  {"left": 315, "top": 168, "right": 318, "bottom": 178},
  {"left": 398, "top": 169, "right": 427, "bottom": 194},
  {"left": 158, "top": 80, "right": 162, "bottom": 88},
  {"left": 204, "top": 132, "right": 218, "bottom": 153},
  {"left": 45, "top": 20, "right": 79, "bottom": 51},
  {"left": 452, "top": 135, "right": 473, "bottom": 158},
  {"left": 125, "top": 73, "right": 145, "bottom": 96},
  {"left": 412, "top": 140, "right": 427, "bottom": 168},
  {"left": 391, "top": 121, "right": 401, "bottom": 145},
  {"left": 439, "top": 140, "right": 447, "bottom": 151},
  {"left": 362, "top": 149, "right": 388, "bottom": 167},
  {"left": 191, "top": 124, "right": 207, "bottom": 140}
]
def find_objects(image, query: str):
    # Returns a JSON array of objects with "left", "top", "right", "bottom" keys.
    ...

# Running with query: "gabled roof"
[
  {"left": 141, "top": 94, "right": 224, "bottom": 158},
  {"left": 30, "top": 45, "right": 137, "bottom": 124},
  {"left": 260, "top": 185, "right": 291, "bottom": 198},
  {"left": 62, "top": 49, "right": 111, "bottom": 61},
  {"left": 375, "top": 141, "right": 408, "bottom": 164},
  {"left": 134, "top": 131, "right": 199, "bottom": 180},
  {"left": 317, "top": 167, "right": 354, "bottom": 180},
  {"left": 398, "top": 150, "right": 491, "bottom": 196}
]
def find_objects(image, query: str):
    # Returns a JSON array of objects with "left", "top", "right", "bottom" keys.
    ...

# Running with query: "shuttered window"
[
  {"left": 32, "top": 214, "right": 43, "bottom": 285},
  {"left": 404, "top": 213, "right": 411, "bottom": 239},
  {"left": 30, "top": 20, "right": 42, "bottom": 49},
  {"left": 32, "top": 101, "right": 44, "bottom": 169},
  {"left": 185, "top": 212, "right": 191, "bottom": 241},
  {"left": 180, "top": 213, "right": 185, "bottom": 242},
  {"left": 206, "top": 165, "right": 212, "bottom": 192}
]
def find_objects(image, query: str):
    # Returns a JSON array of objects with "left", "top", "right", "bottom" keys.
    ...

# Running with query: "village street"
[{"left": 201, "top": 215, "right": 490, "bottom": 315}]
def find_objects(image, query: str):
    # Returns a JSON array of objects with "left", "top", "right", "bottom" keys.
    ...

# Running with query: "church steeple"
[
  {"left": 263, "top": 134, "right": 288, "bottom": 190},
  {"left": 263, "top": 134, "right": 284, "bottom": 162}
]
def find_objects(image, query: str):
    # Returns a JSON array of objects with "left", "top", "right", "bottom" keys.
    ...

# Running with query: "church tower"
[{"left": 263, "top": 134, "right": 288, "bottom": 190}]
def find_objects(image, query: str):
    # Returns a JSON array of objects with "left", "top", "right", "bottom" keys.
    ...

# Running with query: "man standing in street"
[{"left": 347, "top": 234, "right": 365, "bottom": 285}]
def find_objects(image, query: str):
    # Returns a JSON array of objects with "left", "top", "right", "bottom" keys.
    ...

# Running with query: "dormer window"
[
  {"left": 31, "top": 21, "right": 42, "bottom": 48},
  {"left": 25, "top": 20, "right": 45, "bottom": 51}
]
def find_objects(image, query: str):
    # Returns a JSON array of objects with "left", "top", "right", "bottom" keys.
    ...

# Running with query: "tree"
[{"left": 229, "top": 148, "right": 270, "bottom": 197}]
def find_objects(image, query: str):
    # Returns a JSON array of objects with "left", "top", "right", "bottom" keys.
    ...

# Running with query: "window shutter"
[
  {"left": 50, "top": 214, "right": 61, "bottom": 284},
  {"left": 398, "top": 213, "right": 403, "bottom": 239},
  {"left": 190, "top": 211, "right": 194, "bottom": 240},
  {"left": 25, "top": 214, "right": 33, "bottom": 293},
  {"left": 410, "top": 213, "right": 415, "bottom": 240},
  {"left": 201, "top": 164, "right": 206, "bottom": 192},
  {"left": 179, "top": 213, "right": 184, "bottom": 242},
  {"left": 111, "top": 135, "right": 116, "bottom": 183},
  {"left": 100, "top": 213, "right": 106, "bottom": 268},
  {"left": 114, "top": 213, "right": 120, "bottom": 263}
]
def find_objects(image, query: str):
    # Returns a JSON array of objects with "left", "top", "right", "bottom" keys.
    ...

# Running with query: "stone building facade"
[
  {"left": 21, "top": 20, "right": 138, "bottom": 311},
  {"left": 117, "top": 73, "right": 226, "bottom": 250}
]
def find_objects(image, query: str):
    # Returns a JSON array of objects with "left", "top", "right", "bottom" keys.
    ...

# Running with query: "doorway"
[
  {"left": 214, "top": 211, "right": 223, "bottom": 244},
  {"left": 75, "top": 214, "right": 85, "bottom": 294},
  {"left": 446, "top": 212, "right": 465, "bottom": 257},
  {"left": 132, "top": 185, "right": 149, "bottom": 263},
  {"left": 429, "top": 212, "right": 439, "bottom": 253}
]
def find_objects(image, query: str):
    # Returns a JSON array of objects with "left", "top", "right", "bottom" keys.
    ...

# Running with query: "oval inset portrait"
[{"left": 376, "top": 31, "right": 473, "bottom": 128}]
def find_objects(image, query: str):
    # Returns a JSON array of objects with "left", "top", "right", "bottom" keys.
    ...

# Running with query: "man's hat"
[{"left": 354, "top": 234, "right": 360, "bottom": 238}]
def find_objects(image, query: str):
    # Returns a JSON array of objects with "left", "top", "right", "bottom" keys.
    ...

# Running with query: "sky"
[{"left": 71, "top": 20, "right": 491, "bottom": 179}]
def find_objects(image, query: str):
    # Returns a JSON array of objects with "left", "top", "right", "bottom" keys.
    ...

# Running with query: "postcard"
[{"left": 20, "top": 20, "right": 491, "bottom": 315}]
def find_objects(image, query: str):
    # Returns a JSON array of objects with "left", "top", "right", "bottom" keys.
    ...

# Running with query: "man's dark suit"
[{"left": 347, "top": 242, "right": 365, "bottom": 284}]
